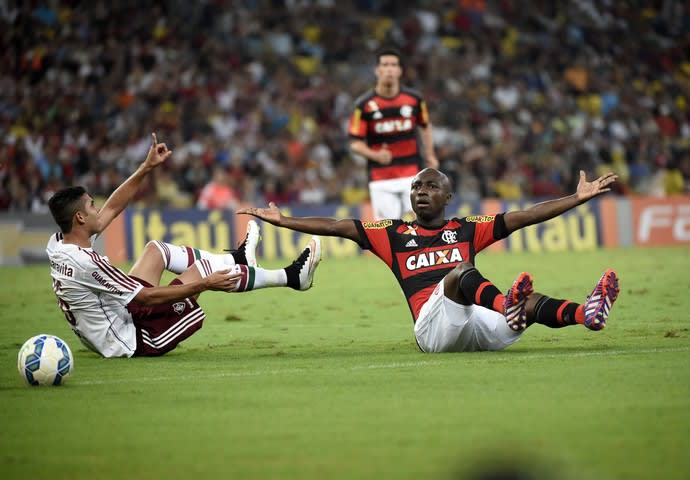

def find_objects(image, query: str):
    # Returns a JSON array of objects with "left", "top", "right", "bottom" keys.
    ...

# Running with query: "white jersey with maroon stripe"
[{"left": 46, "top": 233, "right": 143, "bottom": 358}]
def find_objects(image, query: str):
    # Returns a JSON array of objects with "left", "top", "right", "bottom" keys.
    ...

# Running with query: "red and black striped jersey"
[
  {"left": 348, "top": 87, "right": 430, "bottom": 181},
  {"left": 354, "top": 214, "right": 509, "bottom": 322}
]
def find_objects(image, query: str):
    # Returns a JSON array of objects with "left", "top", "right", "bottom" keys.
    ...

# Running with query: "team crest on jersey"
[
  {"left": 400, "top": 105, "right": 413, "bottom": 117},
  {"left": 367, "top": 100, "right": 380, "bottom": 112},
  {"left": 173, "top": 302, "right": 186, "bottom": 315},
  {"left": 441, "top": 230, "right": 457, "bottom": 244},
  {"left": 466, "top": 215, "right": 495, "bottom": 223},
  {"left": 363, "top": 220, "right": 393, "bottom": 229}
]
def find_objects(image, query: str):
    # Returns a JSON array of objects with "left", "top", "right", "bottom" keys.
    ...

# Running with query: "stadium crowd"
[{"left": 2, "top": 0, "right": 690, "bottom": 212}]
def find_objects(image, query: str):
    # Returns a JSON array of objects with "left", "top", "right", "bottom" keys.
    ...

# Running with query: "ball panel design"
[{"left": 17, "top": 334, "right": 74, "bottom": 386}]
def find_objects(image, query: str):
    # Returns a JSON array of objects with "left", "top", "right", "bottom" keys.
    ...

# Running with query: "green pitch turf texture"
[{"left": 1, "top": 246, "right": 688, "bottom": 480}]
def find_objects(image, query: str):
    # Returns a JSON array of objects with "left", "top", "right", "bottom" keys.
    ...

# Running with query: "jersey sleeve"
[
  {"left": 418, "top": 99, "right": 430, "bottom": 127},
  {"left": 465, "top": 213, "right": 509, "bottom": 253},
  {"left": 354, "top": 219, "right": 395, "bottom": 268},
  {"left": 77, "top": 250, "right": 143, "bottom": 303},
  {"left": 348, "top": 105, "right": 367, "bottom": 140}
]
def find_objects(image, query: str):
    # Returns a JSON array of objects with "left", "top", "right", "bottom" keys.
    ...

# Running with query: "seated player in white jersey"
[
  {"left": 238, "top": 168, "right": 620, "bottom": 353},
  {"left": 46, "top": 133, "right": 321, "bottom": 358}
]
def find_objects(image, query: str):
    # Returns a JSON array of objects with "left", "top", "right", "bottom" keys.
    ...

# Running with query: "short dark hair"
[
  {"left": 376, "top": 47, "right": 403, "bottom": 68},
  {"left": 48, "top": 186, "right": 87, "bottom": 234}
]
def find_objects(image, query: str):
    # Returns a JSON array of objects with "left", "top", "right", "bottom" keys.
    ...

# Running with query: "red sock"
[
  {"left": 493, "top": 293, "right": 506, "bottom": 313},
  {"left": 574, "top": 305, "right": 585, "bottom": 324}
]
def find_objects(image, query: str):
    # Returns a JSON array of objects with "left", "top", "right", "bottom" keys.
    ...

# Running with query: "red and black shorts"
[{"left": 128, "top": 277, "right": 205, "bottom": 357}]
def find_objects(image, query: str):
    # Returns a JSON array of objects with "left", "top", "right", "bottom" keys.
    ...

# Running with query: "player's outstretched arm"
[
  {"left": 96, "top": 133, "right": 172, "bottom": 234},
  {"left": 237, "top": 202, "right": 362, "bottom": 243},
  {"left": 503, "top": 170, "right": 617, "bottom": 233},
  {"left": 133, "top": 269, "right": 242, "bottom": 305}
]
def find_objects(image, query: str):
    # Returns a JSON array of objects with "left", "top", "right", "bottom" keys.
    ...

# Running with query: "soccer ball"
[{"left": 17, "top": 334, "right": 73, "bottom": 386}]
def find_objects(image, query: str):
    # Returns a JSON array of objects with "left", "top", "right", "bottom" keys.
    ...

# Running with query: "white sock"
[
  {"left": 193, "top": 257, "right": 229, "bottom": 278},
  {"left": 191, "top": 259, "right": 288, "bottom": 292},
  {"left": 232, "top": 265, "right": 288, "bottom": 292},
  {"left": 151, "top": 241, "right": 235, "bottom": 274}
]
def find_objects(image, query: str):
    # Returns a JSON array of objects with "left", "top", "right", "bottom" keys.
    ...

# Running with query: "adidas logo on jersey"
[{"left": 405, "top": 239, "right": 418, "bottom": 248}]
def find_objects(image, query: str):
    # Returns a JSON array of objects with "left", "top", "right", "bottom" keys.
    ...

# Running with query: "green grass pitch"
[{"left": 1, "top": 246, "right": 689, "bottom": 480}]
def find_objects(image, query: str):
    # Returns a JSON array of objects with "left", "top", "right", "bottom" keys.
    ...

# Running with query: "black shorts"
[{"left": 128, "top": 277, "right": 205, "bottom": 356}]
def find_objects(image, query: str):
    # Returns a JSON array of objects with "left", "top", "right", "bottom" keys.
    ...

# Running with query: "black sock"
[
  {"left": 284, "top": 248, "right": 309, "bottom": 290},
  {"left": 458, "top": 268, "right": 504, "bottom": 313},
  {"left": 533, "top": 296, "right": 582, "bottom": 328},
  {"left": 224, "top": 241, "right": 248, "bottom": 265},
  {"left": 230, "top": 250, "right": 247, "bottom": 265}
]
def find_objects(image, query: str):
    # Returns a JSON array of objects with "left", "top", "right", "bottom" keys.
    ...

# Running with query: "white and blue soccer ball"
[{"left": 17, "top": 334, "right": 73, "bottom": 386}]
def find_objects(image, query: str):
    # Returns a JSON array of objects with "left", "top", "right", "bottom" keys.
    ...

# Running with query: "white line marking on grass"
[
  {"left": 73, "top": 346, "right": 690, "bottom": 386},
  {"left": 479, "top": 346, "right": 690, "bottom": 363}
]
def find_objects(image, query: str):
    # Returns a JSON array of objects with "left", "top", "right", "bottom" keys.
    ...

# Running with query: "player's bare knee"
[
  {"left": 138, "top": 241, "right": 166, "bottom": 268},
  {"left": 143, "top": 241, "right": 163, "bottom": 258},
  {"left": 453, "top": 261, "right": 475, "bottom": 281}
]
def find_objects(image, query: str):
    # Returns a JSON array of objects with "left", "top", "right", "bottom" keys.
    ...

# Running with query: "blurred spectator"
[
  {"left": 1, "top": 0, "right": 690, "bottom": 214},
  {"left": 196, "top": 166, "right": 240, "bottom": 210}
]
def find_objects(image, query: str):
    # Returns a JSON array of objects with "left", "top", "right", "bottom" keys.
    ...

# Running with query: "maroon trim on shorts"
[{"left": 128, "top": 276, "right": 205, "bottom": 356}]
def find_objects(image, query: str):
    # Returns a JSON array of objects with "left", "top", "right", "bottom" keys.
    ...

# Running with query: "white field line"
[{"left": 73, "top": 346, "right": 690, "bottom": 386}]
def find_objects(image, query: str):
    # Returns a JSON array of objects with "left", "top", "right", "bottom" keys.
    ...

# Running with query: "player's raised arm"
[
  {"left": 418, "top": 123, "right": 438, "bottom": 168},
  {"left": 237, "top": 202, "right": 362, "bottom": 243},
  {"left": 503, "top": 170, "right": 618, "bottom": 233},
  {"left": 96, "top": 133, "right": 172, "bottom": 233}
]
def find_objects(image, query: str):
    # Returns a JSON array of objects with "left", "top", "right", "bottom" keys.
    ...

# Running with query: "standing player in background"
[
  {"left": 238, "top": 168, "right": 620, "bottom": 353},
  {"left": 46, "top": 133, "right": 321, "bottom": 358},
  {"left": 348, "top": 47, "right": 439, "bottom": 220}
]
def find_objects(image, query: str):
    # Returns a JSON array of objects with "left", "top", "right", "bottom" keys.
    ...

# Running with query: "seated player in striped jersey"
[
  {"left": 238, "top": 167, "right": 620, "bottom": 353},
  {"left": 46, "top": 133, "right": 320, "bottom": 358}
]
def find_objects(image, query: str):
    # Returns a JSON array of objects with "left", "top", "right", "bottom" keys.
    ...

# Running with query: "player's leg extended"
[
  {"left": 525, "top": 269, "right": 620, "bottom": 330},
  {"left": 192, "top": 236, "right": 322, "bottom": 293},
  {"left": 129, "top": 220, "right": 261, "bottom": 286},
  {"left": 446, "top": 262, "right": 533, "bottom": 331}
]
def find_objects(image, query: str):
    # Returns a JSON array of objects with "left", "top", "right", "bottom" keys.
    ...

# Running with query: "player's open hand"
[
  {"left": 144, "top": 133, "right": 172, "bottom": 169},
  {"left": 205, "top": 269, "right": 243, "bottom": 292},
  {"left": 576, "top": 170, "right": 618, "bottom": 202},
  {"left": 236, "top": 202, "right": 283, "bottom": 225}
]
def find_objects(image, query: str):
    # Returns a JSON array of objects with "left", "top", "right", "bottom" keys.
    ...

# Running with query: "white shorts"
[
  {"left": 369, "top": 176, "right": 415, "bottom": 220},
  {"left": 413, "top": 281, "right": 522, "bottom": 353}
]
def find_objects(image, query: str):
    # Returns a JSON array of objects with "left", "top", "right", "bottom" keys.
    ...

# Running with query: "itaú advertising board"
[
  {"left": 103, "top": 204, "right": 364, "bottom": 263},
  {"left": 631, "top": 196, "right": 690, "bottom": 246},
  {"left": 101, "top": 198, "right": 614, "bottom": 263}
]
